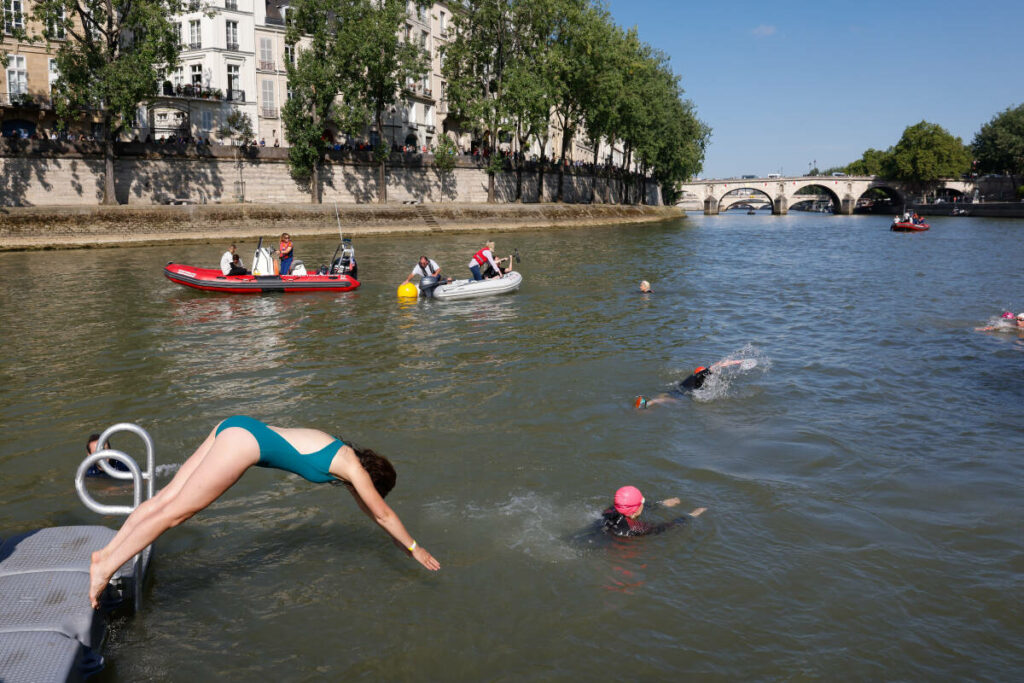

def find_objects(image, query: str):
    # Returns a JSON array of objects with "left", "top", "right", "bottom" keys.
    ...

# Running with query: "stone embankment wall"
[
  {"left": 0, "top": 203, "right": 682, "bottom": 250},
  {"left": 0, "top": 140, "right": 661, "bottom": 207}
]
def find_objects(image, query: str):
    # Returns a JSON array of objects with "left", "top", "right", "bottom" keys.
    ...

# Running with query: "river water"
[{"left": 0, "top": 213, "right": 1021, "bottom": 680}]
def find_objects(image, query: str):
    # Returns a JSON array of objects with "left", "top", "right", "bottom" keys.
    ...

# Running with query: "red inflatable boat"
[
  {"left": 890, "top": 221, "right": 930, "bottom": 232},
  {"left": 164, "top": 263, "right": 360, "bottom": 293}
]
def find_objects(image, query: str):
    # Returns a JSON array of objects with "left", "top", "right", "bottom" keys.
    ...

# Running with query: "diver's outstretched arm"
[
  {"left": 711, "top": 359, "right": 744, "bottom": 370},
  {"left": 689, "top": 507, "right": 707, "bottom": 517}
]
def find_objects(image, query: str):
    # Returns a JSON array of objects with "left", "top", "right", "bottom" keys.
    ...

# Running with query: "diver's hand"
[
  {"left": 661, "top": 497, "right": 681, "bottom": 507},
  {"left": 689, "top": 507, "right": 707, "bottom": 517},
  {"left": 411, "top": 545, "right": 441, "bottom": 571}
]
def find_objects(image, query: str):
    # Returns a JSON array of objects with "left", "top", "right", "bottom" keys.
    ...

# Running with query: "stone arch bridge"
[{"left": 677, "top": 176, "right": 974, "bottom": 215}]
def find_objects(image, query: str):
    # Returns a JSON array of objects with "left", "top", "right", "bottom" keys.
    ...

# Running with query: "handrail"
[
  {"left": 74, "top": 450, "right": 144, "bottom": 515},
  {"left": 75, "top": 422, "right": 157, "bottom": 611},
  {"left": 94, "top": 423, "right": 155, "bottom": 500}
]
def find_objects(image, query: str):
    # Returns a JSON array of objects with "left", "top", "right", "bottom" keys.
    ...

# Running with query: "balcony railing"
[
  {"left": 226, "top": 89, "right": 245, "bottom": 102},
  {"left": 260, "top": 107, "right": 279, "bottom": 119},
  {"left": 188, "top": 41, "right": 201, "bottom": 50},
  {"left": 258, "top": 60, "right": 275, "bottom": 71},
  {"left": 226, "top": 42, "right": 239, "bottom": 51},
  {"left": 1, "top": 91, "right": 49, "bottom": 108}
]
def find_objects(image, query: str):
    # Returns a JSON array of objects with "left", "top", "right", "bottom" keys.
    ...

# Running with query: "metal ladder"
[{"left": 73, "top": 422, "right": 156, "bottom": 612}]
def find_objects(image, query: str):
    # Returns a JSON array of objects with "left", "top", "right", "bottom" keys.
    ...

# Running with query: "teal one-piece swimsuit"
[{"left": 216, "top": 415, "right": 343, "bottom": 484}]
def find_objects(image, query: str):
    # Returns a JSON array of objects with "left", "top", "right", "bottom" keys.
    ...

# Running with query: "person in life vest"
[
  {"left": 634, "top": 359, "right": 747, "bottom": 409},
  {"left": 601, "top": 485, "right": 706, "bottom": 537},
  {"left": 468, "top": 241, "right": 503, "bottom": 281},
  {"left": 278, "top": 233, "right": 294, "bottom": 275},
  {"left": 403, "top": 255, "right": 446, "bottom": 285}
]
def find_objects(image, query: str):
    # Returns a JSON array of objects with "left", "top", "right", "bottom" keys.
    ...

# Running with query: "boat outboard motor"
[
  {"left": 419, "top": 275, "right": 440, "bottom": 298},
  {"left": 252, "top": 247, "right": 276, "bottom": 276},
  {"left": 290, "top": 260, "right": 307, "bottom": 276}
]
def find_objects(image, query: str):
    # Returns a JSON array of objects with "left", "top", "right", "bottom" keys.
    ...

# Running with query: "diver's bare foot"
[
  {"left": 690, "top": 507, "right": 707, "bottom": 517},
  {"left": 89, "top": 552, "right": 110, "bottom": 609}
]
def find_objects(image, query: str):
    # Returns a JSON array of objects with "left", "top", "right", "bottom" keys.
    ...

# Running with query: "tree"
[
  {"left": 843, "top": 148, "right": 891, "bottom": 176},
  {"left": 886, "top": 121, "right": 971, "bottom": 182},
  {"left": 972, "top": 103, "right": 1024, "bottom": 179},
  {"left": 283, "top": 0, "right": 350, "bottom": 203},
  {"left": 343, "top": 0, "right": 428, "bottom": 204},
  {"left": 33, "top": 0, "right": 182, "bottom": 204},
  {"left": 442, "top": 0, "right": 516, "bottom": 203}
]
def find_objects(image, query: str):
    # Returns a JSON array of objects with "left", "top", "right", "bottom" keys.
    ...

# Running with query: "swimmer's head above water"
[
  {"left": 614, "top": 485, "right": 645, "bottom": 518},
  {"left": 639, "top": 280, "right": 652, "bottom": 293}
]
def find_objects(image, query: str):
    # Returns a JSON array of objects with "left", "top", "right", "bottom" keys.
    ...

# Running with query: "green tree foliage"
[
  {"left": 887, "top": 121, "right": 971, "bottom": 182},
  {"left": 32, "top": 0, "right": 182, "bottom": 204},
  {"left": 442, "top": 0, "right": 517, "bottom": 203},
  {"left": 283, "top": 0, "right": 351, "bottom": 203},
  {"left": 972, "top": 103, "right": 1024, "bottom": 178},
  {"left": 843, "top": 148, "right": 891, "bottom": 176},
  {"left": 432, "top": 134, "right": 458, "bottom": 174},
  {"left": 219, "top": 109, "right": 255, "bottom": 145},
  {"left": 343, "top": 0, "right": 428, "bottom": 203}
]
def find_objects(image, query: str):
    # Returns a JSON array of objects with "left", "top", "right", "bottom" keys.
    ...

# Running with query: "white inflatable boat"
[{"left": 432, "top": 271, "right": 523, "bottom": 301}]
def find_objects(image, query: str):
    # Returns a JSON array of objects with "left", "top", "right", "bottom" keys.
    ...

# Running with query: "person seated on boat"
[
  {"left": 634, "top": 360, "right": 746, "bottom": 409},
  {"left": 481, "top": 256, "right": 511, "bottom": 279},
  {"left": 639, "top": 280, "right": 653, "bottom": 293},
  {"left": 975, "top": 311, "right": 1024, "bottom": 332},
  {"left": 220, "top": 244, "right": 244, "bottom": 276},
  {"left": 468, "top": 241, "right": 502, "bottom": 281},
  {"left": 227, "top": 252, "right": 250, "bottom": 276},
  {"left": 84, "top": 433, "right": 131, "bottom": 478},
  {"left": 278, "top": 233, "right": 294, "bottom": 275},
  {"left": 403, "top": 255, "right": 446, "bottom": 285},
  {"left": 87, "top": 415, "right": 441, "bottom": 609},
  {"left": 601, "top": 485, "right": 706, "bottom": 538}
]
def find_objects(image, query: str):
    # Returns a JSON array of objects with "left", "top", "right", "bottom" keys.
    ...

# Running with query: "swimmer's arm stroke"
[
  {"left": 340, "top": 462, "right": 441, "bottom": 571},
  {"left": 711, "top": 360, "right": 744, "bottom": 370}
]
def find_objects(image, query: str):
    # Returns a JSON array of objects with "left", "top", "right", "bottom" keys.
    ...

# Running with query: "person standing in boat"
[
  {"left": 87, "top": 416, "right": 441, "bottom": 609},
  {"left": 468, "top": 241, "right": 502, "bottom": 281},
  {"left": 403, "top": 255, "right": 445, "bottom": 285},
  {"left": 278, "top": 233, "right": 294, "bottom": 275}
]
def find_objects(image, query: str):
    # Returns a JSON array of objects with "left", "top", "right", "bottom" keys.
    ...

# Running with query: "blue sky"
[{"left": 603, "top": 0, "right": 1023, "bottom": 178}]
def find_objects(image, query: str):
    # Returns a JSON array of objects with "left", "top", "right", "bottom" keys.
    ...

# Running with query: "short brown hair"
[{"left": 353, "top": 446, "right": 397, "bottom": 498}]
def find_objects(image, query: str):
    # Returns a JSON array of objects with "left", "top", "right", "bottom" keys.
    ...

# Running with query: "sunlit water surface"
[{"left": 0, "top": 213, "right": 1021, "bottom": 680}]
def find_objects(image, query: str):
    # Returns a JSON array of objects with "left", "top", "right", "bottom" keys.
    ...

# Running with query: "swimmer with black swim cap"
[
  {"left": 601, "top": 485, "right": 706, "bottom": 537},
  {"left": 635, "top": 359, "right": 746, "bottom": 409}
]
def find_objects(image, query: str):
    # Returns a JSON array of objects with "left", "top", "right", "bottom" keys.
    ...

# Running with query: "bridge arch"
[
  {"left": 789, "top": 183, "right": 842, "bottom": 212},
  {"left": 719, "top": 187, "right": 774, "bottom": 212},
  {"left": 855, "top": 184, "right": 904, "bottom": 214}
]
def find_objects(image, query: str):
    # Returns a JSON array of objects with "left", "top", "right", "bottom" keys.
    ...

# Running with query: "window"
[
  {"left": 284, "top": 45, "right": 294, "bottom": 66},
  {"left": 48, "top": 58, "right": 59, "bottom": 96},
  {"left": 191, "top": 64, "right": 203, "bottom": 86},
  {"left": 439, "top": 10, "right": 446, "bottom": 35},
  {"left": 172, "top": 66, "right": 184, "bottom": 87},
  {"left": 425, "top": 104, "right": 434, "bottom": 127},
  {"left": 189, "top": 20, "right": 201, "bottom": 49},
  {"left": 225, "top": 21, "right": 238, "bottom": 51},
  {"left": 201, "top": 109, "right": 213, "bottom": 131},
  {"left": 261, "top": 79, "right": 275, "bottom": 117},
  {"left": 48, "top": 9, "right": 65, "bottom": 39},
  {"left": 408, "top": 102, "right": 417, "bottom": 125},
  {"left": 225, "top": 0, "right": 237, "bottom": 9},
  {"left": 3, "top": 0, "right": 24, "bottom": 34},
  {"left": 419, "top": 30, "right": 427, "bottom": 49},
  {"left": 227, "top": 64, "right": 240, "bottom": 99},
  {"left": 259, "top": 37, "right": 274, "bottom": 70},
  {"left": 6, "top": 54, "right": 27, "bottom": 97}
]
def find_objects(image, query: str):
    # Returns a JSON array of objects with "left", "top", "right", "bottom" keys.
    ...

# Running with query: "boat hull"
[
  {"left": 164, "top": 264, "right": 360, "bottom": 293},
  {"left": 432, "top": 271, "right": 523, "bottom": 301},
  {"left": 891, "top": 222, "right": 930, "bottom": 232}
]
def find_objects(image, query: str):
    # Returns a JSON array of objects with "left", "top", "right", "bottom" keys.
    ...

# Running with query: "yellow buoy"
[{"left": 397, "top": 282, "right": 418, "bottom": 298}]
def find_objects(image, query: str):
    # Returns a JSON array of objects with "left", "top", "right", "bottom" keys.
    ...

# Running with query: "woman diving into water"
[{"left": 88, "top": 416, "right": 440, "bottom": 608}]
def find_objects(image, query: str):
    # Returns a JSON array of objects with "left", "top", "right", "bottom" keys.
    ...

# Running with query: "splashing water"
[{"left": 681, "top": 343, "right": 770, "bottom": 403}]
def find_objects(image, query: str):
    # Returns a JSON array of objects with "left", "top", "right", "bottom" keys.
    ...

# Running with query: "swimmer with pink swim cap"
[
  {"left": 600, "top": 485, "right": 706, "bottom": 537},
  {"left": 975, "top": 311, "right": 1024, "bottom": 333}
]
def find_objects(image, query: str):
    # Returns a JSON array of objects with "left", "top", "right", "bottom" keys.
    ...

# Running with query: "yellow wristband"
[{"left": 407, "top": 541, "right": 417, "bottom": 552}]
